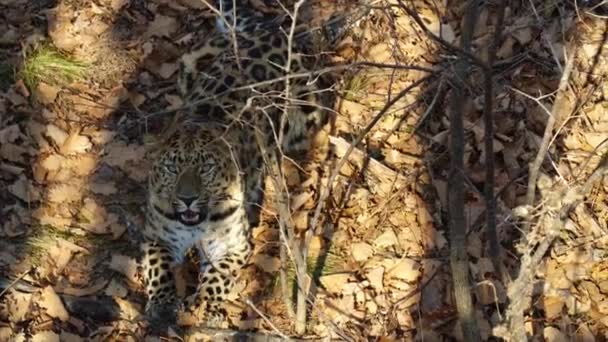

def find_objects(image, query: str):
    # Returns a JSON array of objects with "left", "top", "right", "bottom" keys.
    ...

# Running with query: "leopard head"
[{"left": 148, "top": 127, "right": 243, "bottom": 226}]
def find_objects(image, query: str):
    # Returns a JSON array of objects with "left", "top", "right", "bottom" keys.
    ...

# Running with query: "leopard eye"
[
  {"left": 199, "top": 163, "right": 213, "bottom": 175},
  {"left": 163, "top": 162, "right": 178, "bottom": 174}
]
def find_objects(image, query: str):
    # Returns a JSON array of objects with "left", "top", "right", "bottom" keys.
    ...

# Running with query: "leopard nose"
[{"left": 179, "top": 195, "right": 198, "bottom": 207}]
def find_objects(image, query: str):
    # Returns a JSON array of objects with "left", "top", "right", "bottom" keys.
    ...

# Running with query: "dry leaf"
[
  {"left": 252, "top": 254, "right": 280, "bottom": 273},
  {"left": 36, "top": 82, "right": 61, "bottom": 105},
  {"left": 351, "top": 242, "right": 374, "bottom": 263},
  {"left": 0, "top": 143, "right": 29, "bottom": 163},
  {"left": 115, "top": 297, "right": 141, "bottom": 320},
  {"left": 145, "top": 14, "right": 178, "bottom": 39},
  {"left": 386, "top": 259, "right": 420, "bottom": 282},
  {"left": 8, "top": 175, "right": 41, "bottom": 202},
  {"left": 103, "top": 141, "right": 146, "bottom": 168},
  {"left": 0, "top": 124, "right": 22, "bottom": 143},
  {"left": 6, "top": 291, "right": 34, "bottom": 323},
  {"left": 373, "top": 229, "right": 398, "bottom": 249},
  {"left": 45, "top": 124, "right": 69, "bottom": 147},
  {"left": 366, "top": 267, "right": 384, "bottom": 291},
  {"left": 542, "top": 295, "right": 565, "bottom": 319},
  {"left": 31, "top": 331, "right": 60, "bottom": 342},
  {"left": 158, "top": 62, "right": 179, "bottom": 79},
  {"left": 60, "top": 131, "right": 92, "bottom": 155},
  {"left": 47, "top": 183, "right": 84, "bottom": 203},
  {"left": 39, "top": 286, "right": 69, "bottom": 321},
  {"left": 104, "top": 279, "right": 128, "bottom": 298},
  {"left": 319, "top": 273, "right": 350, "bottom": 294},
  {"left": 89, "top": 181, "right": 118, "bottom": 195},
  {"left": 109, "top": 254, "right": 139, "bottom": 284},
  {"left": 59, "top": 331, "right": 83, "bottom": 342},
  {"left": 544, "top": 326, "right": 568, "bottom": 342}
]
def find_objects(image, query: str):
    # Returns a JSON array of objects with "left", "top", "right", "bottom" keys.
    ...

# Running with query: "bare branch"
[{"left": 447, "top": 0, "right": 481, "bottom": 339}]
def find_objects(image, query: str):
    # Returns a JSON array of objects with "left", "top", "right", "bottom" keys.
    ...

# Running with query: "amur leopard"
[{"left": 140, "top": 0, "right": 350, "bottom": 326}]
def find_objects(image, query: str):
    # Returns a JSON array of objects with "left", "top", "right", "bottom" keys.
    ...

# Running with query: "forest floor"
[{"left": 1, "top": 0, "right": 608, "bottom": 341}]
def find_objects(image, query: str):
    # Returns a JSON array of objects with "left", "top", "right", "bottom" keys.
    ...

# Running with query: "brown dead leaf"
[
  {"left": 60, "top": 131, "right": 92, "bottom": 156},
  {"left": 55, "top": 278, "right": 108, "bottom": 297},
  {"left": 252, "top": 254, "right": 280, "bottom": 273},
  {"left": 47, "top": 183, "right": 84, "bottom": 203},
  {"left": 158, "top": 62, "right": 179, "bottom": 79},
  {"left": 6, "top": 88, "right": 26, "bottom": 106},
  {"left": 36, "top": 82, "right": 61, "bottom": 105},
  {"left": 145, "top": 14, "right": 178, "bottom": 39},
  {"left": 104, "top": 279, "right": 128, "bottom": 298},
  {"left": 8, "top": 175, "right": 41, "bottom": 202},
  {"left": 386, "top": 259, "right": 420, "bottom": 282},
  {"left": 319, "top": 273, "right": 350, "bottom": 294},
  {"left": 0, "top": 327, "right": 12, "bottom": 341},
  {"left": 6, "top": 291, "right": 33, "bottom": 323},
  {"left": 351, "top": 242, "right": 374, "bottom": 263},
  {"left": 366, "top": 267, "right": 384, "bottom": 291},
  {"left": 31, "top": 331, "right": 60, "bottom": 342},
  {"left": 0, "top": 143, "right": 29, "bottom": 163},
  {"left": 0, "top": 124, "right": 22, "bottom": 143},
  {"left": 544, "top": 326, "right": 568, "bottom": 342},
  {"left": 109, "top": 254, "right": 139, "bottom": 284},
  {"left": 89, "top": 181, "right": 118, "bottom": 195},
  {"left": 103, "top": 141, "right": 145, "bottom": 168},
  {"left": 59, "top": 331, "right": 83, "bottom": 342},
  {"left": 39, "top": 286, "right": 69, "bottom": 321},
  {"left": 115, "top": 297, "right": 141, "bottom": 320},
  {"left": 34, "top": 208, "right": 73, "bottom": 228},
  {"left": 43, "top": 238, "right": 87, "bottom": 278},
  {"left": 45, "top": 124, "right": 69, "bottom": 147},
  {"left": 373, "top": 229, "right": 398, "bottom": 249},
  {"left": 542, "top": 295, "right": 565, "bottom": 319}
]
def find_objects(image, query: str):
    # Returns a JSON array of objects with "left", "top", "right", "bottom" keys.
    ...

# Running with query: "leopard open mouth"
[{"left": 179, "top": 210, "right": 201, "bottom": 225}]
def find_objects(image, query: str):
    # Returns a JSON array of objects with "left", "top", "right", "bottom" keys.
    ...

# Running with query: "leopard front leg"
[
  {"left": 192, "top": 241, "right": 252, "bottom": 326},
  {"left": 141, "top": 241, "right": 179, "bottom": 323}
]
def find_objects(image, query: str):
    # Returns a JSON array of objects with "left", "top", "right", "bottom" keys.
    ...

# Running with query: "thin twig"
[{"left": 522, "top": 53, "right": 574, "bottom": 231}]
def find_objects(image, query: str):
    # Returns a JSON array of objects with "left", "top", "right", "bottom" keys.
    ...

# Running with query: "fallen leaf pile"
[{"left": 2, "top": 0, "right": 608, "bottom": 340}]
